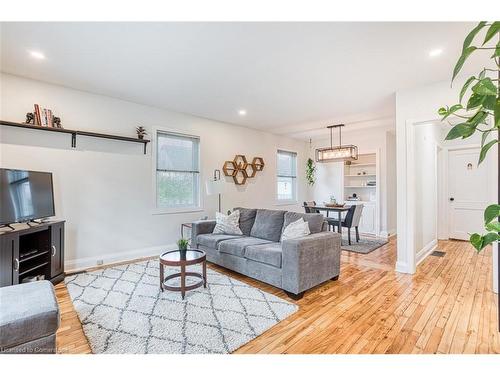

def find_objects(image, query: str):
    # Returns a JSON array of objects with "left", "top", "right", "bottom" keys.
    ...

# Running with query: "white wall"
[
  {"left": 309, "top": 122, "right": 396, "bottom": 237},
  {"left": 0, "top": 73, "right": 309, "bottom": 271},
  {"left": 413, "top": 123, "right": 441, "bottom": 263},
  {"left": 385, "top": 131, "right": 397, "bottom": 234},
  {"left": 396, "top": 78, "right": 498, "bottom": 294}
]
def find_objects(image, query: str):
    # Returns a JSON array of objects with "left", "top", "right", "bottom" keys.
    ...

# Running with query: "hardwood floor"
[{"left": 55, "top": 238, "right": 500, "bottom": 354}]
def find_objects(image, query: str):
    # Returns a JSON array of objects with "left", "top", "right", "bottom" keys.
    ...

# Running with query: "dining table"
[{"left": 303, "top": 204, "right": 351, "bottom": 233}]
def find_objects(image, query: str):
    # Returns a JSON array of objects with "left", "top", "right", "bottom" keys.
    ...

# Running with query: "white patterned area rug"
[{"left": 65, "top": 259, "right": 298, "bottom": 354}]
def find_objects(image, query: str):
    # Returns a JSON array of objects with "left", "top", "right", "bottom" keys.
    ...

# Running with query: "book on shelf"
[
  {"left": 33, "top": 105, "right": 55, "bottom": 127},
  {"left": 34, "top": 104, "right": 42, "bottom": 126},
  {"left": 47, "top": 109, "right": 53, "bottom": 127},
  {"left": 42, "top": 108, "right": 48, "bottom": 127}
]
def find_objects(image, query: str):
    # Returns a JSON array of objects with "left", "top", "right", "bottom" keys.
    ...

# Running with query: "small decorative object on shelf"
[
  {"left": 25, "top": 112, "right": 35, "bottom": 125},
  {"left": 177, "top": 238, "right": 189, "bottom": 252},
  {"left": 136, "top": 126, "right": 147, "bottom": 140},
  {"left": 53, "top": 116, "right": 62, "bottom": 128},
  {"left": 251, "top": 157, "right": 265, "bottom": 171}
]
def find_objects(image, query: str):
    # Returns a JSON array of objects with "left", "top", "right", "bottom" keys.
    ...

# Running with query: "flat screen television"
[{"left": 0, "top": 168, "right": 55, "bottom": 225}]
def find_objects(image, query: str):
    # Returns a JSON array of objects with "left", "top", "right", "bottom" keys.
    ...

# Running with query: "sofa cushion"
[
  {"left": 218, "top": 237, "right": 272, "bottom": 257},
  {"left": 0, "top": 280, "right": 59, "bottom": 349},
  {"left": 233, "top": 207, "right": 257, "bottom": 236},
  {"left": 213, "top": 211, "right": 243, "bottom": 235},
  {"left": 283, "top": 211, "right": 325, "bottom": 234},
  {"left": 196, "top": 233, "right": 241, "bottom": 248},
  {"left": 281, "top": 218, "right": 311, "bottom": 241},
  {"left": 245, "top": 242, "right": 283, "bottom": 268},
  {"left": 250, "top": 209, "right": 286, "bottom": 242}
]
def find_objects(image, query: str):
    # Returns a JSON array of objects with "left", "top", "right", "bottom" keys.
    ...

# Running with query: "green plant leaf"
[
  {"left": 463, "top": 21, "right": 487, "bottom": 51},
  {"left": 482, "top": 232, "right": 500, "bottom": 247},
  {"left": 452, "top": 46, "right": 477, "bottom": 82},
  {"left": 481, "top": 129, "right": 491, "bottom": 147},
  {"left": 486, "top": 221, "right": 500, "bottom": 232},
  {"left": 445, "top": 123, "right": 475, "bottom": 140},
  {"left": 493, "top": 41, "right": 500, "bottom": 58},
  {"left": 438, "top": 107, "right": 448, "bottom": 116},
  {"left": 482, "top": 95, "right": 496, "bottom": 111},
  {"left": 479, "top": 139, "right": 497, "bottom": 163},
  {"left": 470, "top": 233, "right": 483, "bottom": 251},
  {"left": 450, "top": 104, "right": 463, "bottom": 113},
  {"left": 471, "top": 78, "right": 497, "bottom": 96},
  {"left": 484, "top": 204, "right": 500, "bottom": 224},
  {"left": 459, "top": 76, "right": 476, "bottom": 103},
  {"left": 467, "top": 110, "right": 489, "bottom": 128},
  {"left": 466, "top": 92, "right": 485, "bottom": 110},
  {"left": 441, "top": 104, "right": 464, "bottom": 120},
  {"left": 483, "top": 21, "right": 500, "bottom": 45}
]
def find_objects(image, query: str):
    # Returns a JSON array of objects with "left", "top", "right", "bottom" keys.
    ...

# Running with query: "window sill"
[
  {"left": 274, "top": 200, "right": 299, "bottom": 207},
  {"left": 152, "top": 207, "right": 204, "bottom": 215}
]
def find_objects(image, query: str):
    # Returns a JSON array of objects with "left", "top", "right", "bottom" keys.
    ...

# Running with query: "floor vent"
[{"left": 430, "top": 250, "right": 446, "bottom": 257}]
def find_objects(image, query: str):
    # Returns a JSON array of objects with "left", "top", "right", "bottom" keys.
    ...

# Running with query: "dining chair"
[
  {"left": 332, "top": 204, "right": 364, "bottom": 245},
  {"left": 303, "top": 201, "right": 320, "bottom": 213},
  {"left": 304, "top": 201, "right": 339, "bottom": 231}
]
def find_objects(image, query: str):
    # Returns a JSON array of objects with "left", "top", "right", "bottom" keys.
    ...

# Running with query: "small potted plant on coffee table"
[{"left": 177, "top": 238, "right": 189, "bottom": 253}]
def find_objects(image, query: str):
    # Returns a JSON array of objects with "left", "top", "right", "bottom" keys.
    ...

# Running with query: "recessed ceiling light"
[
  {"left": 29, "top": 50, "right": 45, "bottom": 60},
  {"left": 429, "top": 48, "right": 443, "bottom": 57},
  {"left": 238, "top": 109, "right": 247, "bottom": 116}
]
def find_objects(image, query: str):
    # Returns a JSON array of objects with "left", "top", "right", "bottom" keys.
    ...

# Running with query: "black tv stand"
[{"left": 0, "top": 220, "right": 65, "bottom": 287}]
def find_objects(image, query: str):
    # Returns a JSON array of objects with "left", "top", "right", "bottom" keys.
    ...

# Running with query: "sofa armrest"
[
  {"left": 191, "top": 220, "right": 216, "bottom": 247},
  {"left": 281, "top": 231, "right": 341, "bottom": 294}
]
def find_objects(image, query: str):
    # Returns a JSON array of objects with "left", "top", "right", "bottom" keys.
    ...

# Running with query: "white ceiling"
[{"left": 0, "top": 22, "right": 488, "bottom": 139}]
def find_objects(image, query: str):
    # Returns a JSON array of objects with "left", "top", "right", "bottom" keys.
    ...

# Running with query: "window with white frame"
[
  {"left": 156, "top": 131, "right": 200, "bottom": 209},
  {"left": 277, "top": 150, "right": 297, "bottom": 202}
]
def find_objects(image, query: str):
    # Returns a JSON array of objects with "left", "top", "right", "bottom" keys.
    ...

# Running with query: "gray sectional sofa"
[{"left": 191, "top": 208, "right": 341, "bottom": 299}]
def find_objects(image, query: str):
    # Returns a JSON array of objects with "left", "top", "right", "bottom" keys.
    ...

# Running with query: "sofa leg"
[
  {"left": 331, "top": 275, "right": 339, "bottom": 281},
  {"left": 285, "top": 291, "right": 304, "bottom": 300}
]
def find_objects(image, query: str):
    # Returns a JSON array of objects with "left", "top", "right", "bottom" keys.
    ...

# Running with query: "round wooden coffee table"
[{"left": 159, "top": 249, "right": 207, "bottom": 299}]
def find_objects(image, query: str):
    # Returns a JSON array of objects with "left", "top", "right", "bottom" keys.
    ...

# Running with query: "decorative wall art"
[{"left": 222, "top": 155, "right": 265, "bottom": 185}]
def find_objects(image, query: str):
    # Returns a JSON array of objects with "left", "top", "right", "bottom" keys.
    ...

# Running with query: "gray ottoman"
[{"left": 0, "top": 281, "right": 60, "bottom": 354}]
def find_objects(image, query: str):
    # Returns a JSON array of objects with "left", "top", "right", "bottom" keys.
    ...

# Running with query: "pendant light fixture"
[{"left": 315, "top": 124, "right": 358, "bottom": 162}]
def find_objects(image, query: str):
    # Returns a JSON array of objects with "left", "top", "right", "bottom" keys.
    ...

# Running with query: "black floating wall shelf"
[{"left": 0, "top": 120, "right": 150, "bottom": 154}]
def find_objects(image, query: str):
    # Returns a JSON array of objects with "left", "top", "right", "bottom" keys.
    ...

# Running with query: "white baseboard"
[
  {"left": 65, "top": 243, "right": 177, "bottom": 273},
  {"left": 380, "top": 229, "right": 397, "bottom": 239},
  {"left": 416, "top": 239, "right": 438, "bottom": 266}
]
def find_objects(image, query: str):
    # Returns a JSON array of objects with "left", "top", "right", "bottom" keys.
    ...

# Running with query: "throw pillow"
[
  {"left": 212, "top": 210, "right": 243, "bottom": 235},
  {"left": 281, "top": 218, "right": 310, "bottom": 241}
]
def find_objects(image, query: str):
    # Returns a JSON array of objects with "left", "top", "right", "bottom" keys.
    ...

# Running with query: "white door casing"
[{"left": 448, "top": 147, "right": 491, "bottom": 240}]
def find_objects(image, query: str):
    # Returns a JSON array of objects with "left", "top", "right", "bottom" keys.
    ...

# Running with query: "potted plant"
[
  {"left": 306, "top": 158, "right": 316, "bottom": 186},
  {"left": 136, "top": 126, "right": 147, "bottom": 140},
  {"left": 177, "top": 238, "right": 189, "bottom": 252},
  {"left": 438, "top": 21, "right": 499, "bottom": 252}
]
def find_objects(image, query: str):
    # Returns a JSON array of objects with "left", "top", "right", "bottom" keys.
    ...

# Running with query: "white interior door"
[{"left": 448, "top": 148, "right": 491, "bottom": 240}]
